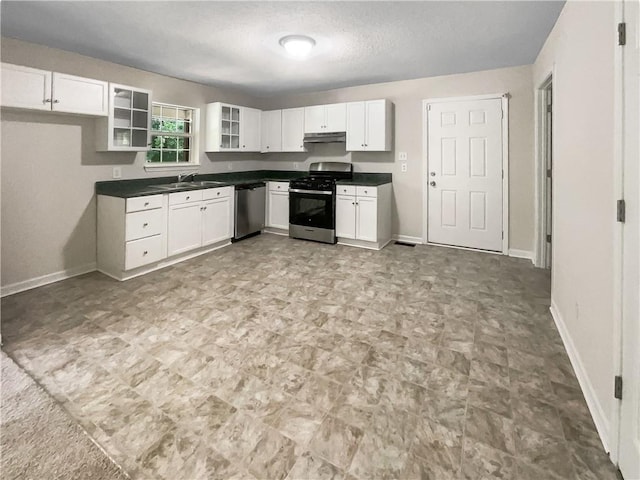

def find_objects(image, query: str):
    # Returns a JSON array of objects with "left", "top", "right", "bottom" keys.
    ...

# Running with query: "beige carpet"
[{"left": 1, "top": 351, "right": 128, "bottom": 480}]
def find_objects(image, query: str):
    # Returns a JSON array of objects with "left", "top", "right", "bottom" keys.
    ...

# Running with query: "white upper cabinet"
[
  {"left": 205, "top": 102, "right": 261, "bottom": 152},
  {"left": 1, "top": 63, "right": 108, "bottom": 116},
  {"left": 241, "top": 107, "right": 261, "bottom": 152},
  {"left": 52, "top": 73, "right": 109, "bottom": 116},
  {"left": 96, "top": 83, "right": 151, "bottom": 152},
  {"left": 304, "top": 105, "right": 325, "bottom": 133},
  {"left": 325, "top": 103, "right": 347, "bottom": 131},
  {"left": 261, "top": 110, "right": 282, "bottom": 153},
  {"left": 1, "top": 63, "right": 51, "bottom": 111},
  {"left": 206, "top": 103, "right": 240, "bottom": 152},
  {"left": 346, "top": 99, "right": 394, "bottom": 151},
  {"left": 304, "top": 103, "right": 346, "bottom": 133},
  {"left": 282, "top": 107, "right": 306, "bottom": 152}
]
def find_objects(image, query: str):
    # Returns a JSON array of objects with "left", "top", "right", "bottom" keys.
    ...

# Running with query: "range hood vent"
[{"left": 303, "top": 132, "right": 346, "bottom": 144}]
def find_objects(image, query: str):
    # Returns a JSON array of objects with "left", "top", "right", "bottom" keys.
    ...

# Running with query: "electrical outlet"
[
  {"left": 227, "top": 162, "right": 233, "bottom": 171},
  {"left": 293, "top": 162, "right": 299, "bottom": 170},
  {"left": 112, "top": 166, "right": 122, "bottom": 179},
  {"left": 401, "top": 162, "right": 408, "bottom": 173},
  {"left": 398, "top": 152, "right": 408, "bottom": 161}
]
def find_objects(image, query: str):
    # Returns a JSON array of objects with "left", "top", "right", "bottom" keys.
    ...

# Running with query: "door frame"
[
  {"left": 534, "top": 72, "right": 555, "bottom": 268},
  {"left": 421, "top": 93, "right": 509, "bottom": 254},
  {"left": 611, "top": 0, "right": 639, "bottom": 469}
]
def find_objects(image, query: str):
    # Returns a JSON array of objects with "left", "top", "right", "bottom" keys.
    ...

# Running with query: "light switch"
[
  {"left": 112, "top": 166, "right": 122, "bottom": 179},
  {"left": 398, "top": 152, "right": 408, "bottom": 161}
]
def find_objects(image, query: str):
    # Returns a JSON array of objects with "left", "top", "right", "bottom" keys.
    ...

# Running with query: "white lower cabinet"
[
  {"left": 335, "top": 194, "right": 357, "bottom": 239},
  {"left": 335, "top": 184, "right": 392, "bottom": 250},
  {"left": 265, "top": 182, "right": 289, "bottom": 232},
  {"left": 168, "top": 187, "right": 233, "bottom": 257},
  {"left": 125, "top": 235, "right": 164, "bottom": 270},
  {"left": 168, "top": 200, "right": 203, "bottom": 256},
  {"left": 98, "top": 187, "right": 233, "bottom": 281},
  {"left": 97, "top": 194, "right": 168, "bottom": 280},
  {"left": 202, "top": 195, "right": 233, "bottom": 246}
]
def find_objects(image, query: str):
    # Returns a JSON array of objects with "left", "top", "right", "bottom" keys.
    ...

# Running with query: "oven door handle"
[{"left": 289, "top": 188, "right": 334, "bottom": 195}]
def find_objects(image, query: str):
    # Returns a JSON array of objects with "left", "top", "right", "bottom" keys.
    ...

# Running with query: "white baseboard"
[
  {"left": 549, "top": 300, "right": 610, "bottom": 452},
  {"left": 392, "top": 235, "right": 423, "bottom": 245},
  {"left": 508, "top": 248, "right": 534, "bottom": 262},
  {"left": 1, "top": 262, "right": 97, "bottom": 298}
]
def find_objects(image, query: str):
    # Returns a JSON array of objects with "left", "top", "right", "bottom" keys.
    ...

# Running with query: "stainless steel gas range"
[{"left": 288, "top": 162, "right": 353, "bottom": 244}]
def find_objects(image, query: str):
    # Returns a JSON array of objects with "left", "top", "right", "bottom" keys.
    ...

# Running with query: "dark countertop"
[
  {"left": 96, "top": 170, "right": 392, "bottom": 198},
  {"left": 336, "top": 173, "right": 392, "bottom": 186}
]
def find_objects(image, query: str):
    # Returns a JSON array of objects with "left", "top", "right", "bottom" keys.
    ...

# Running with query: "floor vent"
[{"left": 394, "top": 241, "right": 416, "bottom": 247}]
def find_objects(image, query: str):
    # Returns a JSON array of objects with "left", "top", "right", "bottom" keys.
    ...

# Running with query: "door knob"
[{"left": 430, "top": 181, "right": 437, "bottom": 187}]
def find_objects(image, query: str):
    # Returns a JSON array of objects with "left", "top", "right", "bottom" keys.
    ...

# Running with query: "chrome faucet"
[{"left": 178, "top": 172, "right": 197, "bottom": 182}]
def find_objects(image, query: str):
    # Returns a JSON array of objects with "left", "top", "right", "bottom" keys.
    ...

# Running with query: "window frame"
[{"left": 145, "top": 102, "right": 200, "bottom": 172}]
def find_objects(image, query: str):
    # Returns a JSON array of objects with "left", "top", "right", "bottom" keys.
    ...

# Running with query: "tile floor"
[{"left": 2, "top": 234, "right": 619, "bottom": 479}]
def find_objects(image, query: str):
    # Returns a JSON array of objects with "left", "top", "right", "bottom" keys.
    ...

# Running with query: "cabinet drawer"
[
  {"left": 336, "top": 185, "right": 356, "bottom": 196},
  {"left": 356, "top": 186, "right": 377, "bottom": 198},
  {"left": 126, "top": 194, "right": 163, "bottom": 213},
  {"left": 269, "top": 181, "right": 289, "bottom": 192},
  {"left": 202, "top": 186, "right": 232, "bottom": 200},
  {"left": 169, "top": 190, "right": 203, "bottom": 205},
  {"left": 125, "top": 208, "right": 164, "bottom": 241},
  {"left": 125, "top": 234, "right": 164, "bottom": 270}
]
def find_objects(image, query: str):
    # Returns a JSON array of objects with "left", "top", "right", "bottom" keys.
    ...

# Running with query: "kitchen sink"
[
  {"left": 147, "top": 180, "right": 227, "bottom": 191},
  {"left": 148, "top": 182, "right": 200, "bottom": 191},
  {"left": 191, "top": 180, "right": 228, "bottom": 187}
]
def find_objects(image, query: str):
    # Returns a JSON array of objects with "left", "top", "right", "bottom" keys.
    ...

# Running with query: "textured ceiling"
[{"left": 1, "top": 1, "right": 564, "bottom": 97}]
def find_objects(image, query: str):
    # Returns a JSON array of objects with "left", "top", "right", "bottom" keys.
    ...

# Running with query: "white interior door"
[
  {"left": 619, "top": 0, "right": 640, "bottom": 477},
  {"left": 427, "top": 98, "right": 504, "bottom": 251}
]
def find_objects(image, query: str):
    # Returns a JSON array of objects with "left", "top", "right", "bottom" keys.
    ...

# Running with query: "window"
[{"left": 146, "top": 103, "right": 199, "bottom": 166}]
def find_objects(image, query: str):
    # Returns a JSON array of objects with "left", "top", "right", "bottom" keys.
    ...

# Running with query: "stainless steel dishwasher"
[{"left": 233, "top": 182, "right": 266, "bottom": 241}]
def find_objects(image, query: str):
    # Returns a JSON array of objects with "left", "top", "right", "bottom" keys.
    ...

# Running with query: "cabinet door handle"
[
  {"left": 186, "top": 196, "right": 190, "bottom": 200},
  {"left": 217, "top": 192, "right": 220, "bottom": 196},
  {"left": 143, "top": 250, "right": 148, "bottom": 255},
  {"left": 44, "top": 98, "right": 52, "bottom": 103},
  {"left": 352, "top": 202, "right": 355, "bottom": 205},
  {"left": 203, "top": 206, "right": 207, "bottom": 210},
  {"left": 53, "top": 99, "right": 60, "bottom": 104},
  {"left": 364, "top": 190, "right": 368, "bottom": 194},
  {"left": 266, "top": 146, "right": 270, "bottom": 149},
  {"left": 144, "top": 202, "right": 149, "bottom": 206},
  {"left": 143, "top": 222, "right": 148, "bottom": 227}
]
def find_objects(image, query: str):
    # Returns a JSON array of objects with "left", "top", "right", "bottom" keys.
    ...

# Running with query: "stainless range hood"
[{"left": 303, "top": 132, "right": 346, "bottom": 143}]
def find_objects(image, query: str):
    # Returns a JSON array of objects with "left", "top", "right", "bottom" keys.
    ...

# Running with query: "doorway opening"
[{"left": 535, "top": 75, "right": 553, "bottom": 269}]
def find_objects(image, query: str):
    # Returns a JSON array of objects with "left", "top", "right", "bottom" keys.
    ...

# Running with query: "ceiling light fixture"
[{"left": 279, "top": 35, "right": 315, "bottom": 58}]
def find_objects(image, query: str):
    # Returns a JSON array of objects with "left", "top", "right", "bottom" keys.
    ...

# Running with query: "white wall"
[
  {"left": 533, "top": 1, "right": 616, "bottom": 449},
  {"left": 258, "top": 65, "right": 535, "bottom": 250},
  {"left": 0, "top": 37, "right": 263, "bottom": 290}
]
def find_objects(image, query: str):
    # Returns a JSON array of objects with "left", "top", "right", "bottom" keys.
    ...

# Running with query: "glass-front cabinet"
[
  {"left": 204, "top": 102, "right": 261, "bottom": 152},
  {"left": 96, "top": 83, "right": 151, "bottom": 151},
  {"left": 220, "top": 105, "right": 240, "bottom": 150}
]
